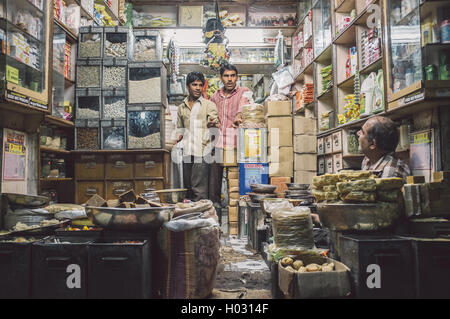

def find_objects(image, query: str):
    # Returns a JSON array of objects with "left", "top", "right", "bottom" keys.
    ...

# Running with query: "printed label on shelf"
[
  {"left": 6, "top": 90, "right": 48, "bottom": 109},
  {"left": 398, "top": 91, "right": 425, "bottom": 107},
  {"left": 29, "top": 98, "right": 47, "bottom": 109}
]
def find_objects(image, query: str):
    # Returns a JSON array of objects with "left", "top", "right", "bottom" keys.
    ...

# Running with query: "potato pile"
[
  {"left": 312, "top": 171, "right": 404, "bottom": 204},
  {"left": 280, "top": 257, "right": 335, "bottom": 273}
]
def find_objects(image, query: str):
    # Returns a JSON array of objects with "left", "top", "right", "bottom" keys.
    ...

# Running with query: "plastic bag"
[
  {"left": 262, "top": 199, "right": 293, "bottom": 215},
  {"left": 360, "top": 72, "right": 376, "bottom": 116},
  {"left": 272, "top": 206, "right": 315, "bottom": 251},
  {"left": 55, "top": 210, "right": 87, "bottom": 220},
  {"left": 240, "top": 103, "right": 266, "bottom": 128},
  {"left": 164, "top": 216, "right": 218, "bottom": 232},
  {"left": 272, "top": 66, "right": 295, "bottom": 89},
  {"left": 265, "top": 94, "right": 289, "bottom": 102}
]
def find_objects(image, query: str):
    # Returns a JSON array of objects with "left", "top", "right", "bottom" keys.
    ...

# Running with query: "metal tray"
[
  {"left": 250, "top": 184, "right": 277, "bottom": 194},
  {"left": 86, "top": 206, "right": 175, "bottom": 230},
  {"left": 317, "top": 202, "right": 402, "bottom": 231}
]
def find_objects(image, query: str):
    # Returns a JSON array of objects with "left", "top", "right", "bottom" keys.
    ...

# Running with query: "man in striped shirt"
[
  {"left": 209, "top": 63, "right": 251, "bottom": 223},
  {"left": 358, "top": 116, "right": 411, "bottom": 181}
]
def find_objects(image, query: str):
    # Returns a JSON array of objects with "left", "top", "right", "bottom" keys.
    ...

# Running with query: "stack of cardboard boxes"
[
  {"left": 293, "top": 115, "right": 317, "bottom": 184},
  {"left": 227, "top": 165, "right": 239, "bottom": 236},
  {"left": 266, "top": 100, "right": 294, "bottom": 183}
]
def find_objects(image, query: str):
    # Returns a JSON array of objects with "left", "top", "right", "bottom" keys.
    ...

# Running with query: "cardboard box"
[
  {"left": 333, "top": 153, "right": 343, "bottom": 172},
  {"left": 294, "top": 154, "right": 317, "bottom": 171},
  {"left": 266, "top": 100, "right": 292, "bottom": 117},
  {"left": 223, "top": 147, "right": 237, "bottom": 167},
  {"left": 229, "top": 187, "right": 239, "bottom": 193},
  {"left": 228, "top": 206, "right": 238, "bottom": 222},
  {"left": 278, "top": 256, "right": 351, "bottom": 299},
  {"left": 238, "top": 128, "right": 268, "bottom": 163},
  {"left": 324, "top": 135, "right": 333, "bottom": 154},
  {"left": 229, "top": 199, "right": 238, "bottom": 207},
  {"left": 229, "top": 222, "right": 238, "bottom": 236},
  {"left": 228, "top": 166, "right": 238, "bottom": 172},
  {"left": 228, "top": 170, "right": 239, "bottom": 179},
  {"left": 229, "top": 192, "right": 240, "bottom": 200},
  {"left": 406, "top": 176, "right": 426, "bottom": 184},
  {"left": 270, "top": 177, "right": 291, "bottom": 194},
  {"left": 294, "top": 170, "right": 316, "bottom": 184},
  {"left": 332, "top": 131, "right": 343, "bottom": 153},
  {"left": 239, "top": 163, "right": 269, "bottom": 195},
  {"left": 269, "top": 161, "right": 293, "bottom": 177},
  {"left": 294, "top": 116, "right": 317, "bottom": 135},
  {"left": 228, "top": 179, "right": 239, "bottom": 188},
  {"left": 269, "top": 146, "right": 294, "bottom": 163},
  {"left": 269, "top": 129, "right": 293, "bottom": 147},
  {"left": 294, "top": 135, "right": 317, "bottom": 154},
  {"left": 267, "top": 116, "right": 293, "bottom": 131}
]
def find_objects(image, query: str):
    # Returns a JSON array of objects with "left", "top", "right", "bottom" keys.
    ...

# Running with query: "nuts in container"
[
  {"left": 103, "top": 66, "right": 126, "bottom": 88},
  {"left": 127, "top": 110, "right": 162, "bottom": 149},
  {"left": 128, "top": 65, "right": 162, "bottom": 104},
  {"left": 132, "top": 30, "right": 161, "bottom": 62},
  {"left": 76, "top": 89, "right": 101, "bottom": 119},
  {"left": 78, "top": 28, "right": 103, "bottom": 58}
]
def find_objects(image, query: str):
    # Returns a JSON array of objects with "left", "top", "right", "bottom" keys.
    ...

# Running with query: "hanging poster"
[{"left": 2, "top": 129, "right": 26, "bottom": 181}]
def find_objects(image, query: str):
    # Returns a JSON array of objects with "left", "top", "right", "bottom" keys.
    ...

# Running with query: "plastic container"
[
  {"left": 76, "top": 88, "right": 101, "bottom": 119},
  {"left": 127, "top": 106, "right": 163, "bottom": 149},
  {"left": 101, "top": 119, "right": 126, "bottom": 150},
  {"left": 75, "top": 119, "right": 100, "bottom": 150},
  {"left": 78, "top": 26, "right": 103, "bottom": 58},
  {"left": 131, "top": 29, "right": 162, "bottom": 62},
  {"left": 102, "top": 58, "right": 127, "bottom": 89},
  {"left": 76, "top": 59, "right": 101, "bottom": 88},
  {"left": 102, "top": 89, "right": 126, "bottom": 120},
  {"left": 128, "top": 62, "right": 167, "bottom": 106},
  {"left": 103, "top": 26, "right": 131, "bottom": 58}
]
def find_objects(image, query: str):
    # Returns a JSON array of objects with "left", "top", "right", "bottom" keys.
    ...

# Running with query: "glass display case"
[
  {"left": 298, "top": 0, "right": 312, "bottom": 22},
  {"left": 248, "top": 4, "right": 298, "bottom": 27},
  {"left": 1, "top": 0, "right": 51, "bottom": 108},
  {"left": 52, "top": 23, "right": 66, "bottom": 116},
  {"left": 313, "top": 0, "right": 332, "bottom": 58},
  {"left": 385, "top": 0, "right": 423, "bottom": 99}
]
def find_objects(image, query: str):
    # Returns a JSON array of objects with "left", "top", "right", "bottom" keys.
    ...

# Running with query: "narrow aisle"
[{"left": 210, "top": 235, "right": 272, "bottom": 299}]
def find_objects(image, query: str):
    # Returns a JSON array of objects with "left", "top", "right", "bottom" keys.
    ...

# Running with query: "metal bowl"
[
  {"left": 155, "top": 189, "right": 188, "bottom": 204},
  {"left": 250, "top": 184, "right": 277, "bottom": 194},
  {"left": 316, "top": 202, "right": 402, "bottom": 231},
  {"left": 86, "top": 206, "right": 175, "bottom": 230},
  {"left": 286, "top": 183, "right": 310, "bottom": 191},
  {"left": 4, "top": 193, "right": 50, "bottom": 208},
  {"left": 248, "top": 192, "right": 278, "bottom": 203}
]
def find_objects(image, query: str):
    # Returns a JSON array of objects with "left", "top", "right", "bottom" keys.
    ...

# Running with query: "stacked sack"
[{"left": 311, "top": 170, "right": 404, "bottom": 204}]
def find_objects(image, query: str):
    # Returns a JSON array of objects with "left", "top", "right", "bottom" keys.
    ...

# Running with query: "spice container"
[
  {"left": 76, "top": 59, "right": 101, "bottom": 88},
  {"left": 103, "top": 26, "right": 131, "bottom": 58},
  {"left": 127, "top": 106, "right": 164, "bottom": 149},
  {"left": 102, "top": 58, "right": 127, "bottom": 89},
  {"left": 75, "top": 119, "right": 100, "bottom": 150},
  {"left": 128, "top": 62, "right": 167, "bottom": 105},
  {"left": 101, "top": 119, "right": 126, "bottom": 150},
  {"left": 102, "top": 89, "right": 126, "bottom": 120},
  {"left": 78, "top": 26, "right": 103, "bottom": 58},
  {"left": 131, "top": 30, "right": 162, "bottom": 62},
  {"left": 76, "top": 88, "right": 101, "bottom": 119}
]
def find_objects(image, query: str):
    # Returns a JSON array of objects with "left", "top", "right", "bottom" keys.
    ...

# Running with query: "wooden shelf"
[
  {"left": 45, "top": 115, "right": 75, "bottom": 128},
  {"left": 40, "top": 146, "right": 72, "bottom": 155},
  {"left": 317, "top": 88, "right": 333, "bottom": 100},
  {"left": 359, "top": 56, "right": 383, "bottom": 75},
  {"left": 40, "top": 178, "right": 73, "bottom": 182},
  {"left": 54, "top": 19, "right": 78, "bottom": 42},
  {"left": 337, "top": 74, "right": 355, "bottom": 88},
  {"left": 335, "top": 0, "right": 356, "bottom": 13},
  {"left": 342, "top": 153, "right": 364, "bottom": 158},
  {"left": 334, "top": 22, "right": 357, "bottom": 45}
]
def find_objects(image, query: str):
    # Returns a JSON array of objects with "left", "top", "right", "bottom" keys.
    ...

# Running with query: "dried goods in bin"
[
  {"left": 103, "top": 96, "right": 126, "bottom": 119},
  {"left": 77, "top": 65, "right": 101, "bottom": 88},
  {"left": 77, "top": 95, "right": 100, "bottom": 119},
  {"left": 79, "top": 32, "right": 102, "bottom": 58},
  {"left": 128, "top": 67, "right": 162, "bottom": 104},
  {"left": 77, "top": 127, "right": 99, "bottom": 150},
  {"left": 102, "top": 126, "right": 126, "bottom": 150},
  {"left": 104, "top": 32, "right": 128, "bottom": 58},
  {"left": 128, "top": 111, "right": 161, "bottom": 149},
  {"left": 103, "top": 66, "right": 126, "bottom": 88}
]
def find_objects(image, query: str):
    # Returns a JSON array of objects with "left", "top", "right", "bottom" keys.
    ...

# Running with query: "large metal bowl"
[
  {"left": 4, "top": 193, "right": 50, "bottom": 208},
  {"left": 250, "top": 184, "right": 277, "bottom": 194},
  {"left": 317, "top": 202, "right": 402, "bottom": 231},
  {"left": 86, "top": 206, "right": 175, "bottom": 230},
  {"left": 286, "top": 183, "right": 310, "bottom": 191},
  {"left": 155, "top": 189, "right": 187, "bottom": 204}
]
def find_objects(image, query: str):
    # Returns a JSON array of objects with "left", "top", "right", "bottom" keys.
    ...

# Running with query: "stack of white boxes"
[
  {"left": 266, "top": 100, "right": 294, "bottom": 179},
  {"left": 293, "top": 115, "right": 317, "bottom": 184}
]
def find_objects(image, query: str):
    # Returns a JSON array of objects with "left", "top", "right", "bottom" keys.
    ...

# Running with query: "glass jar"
[
  {"left": 41, "top": 156, "right": 51, "bottom": 178},
  {"left": 55, "top": 159, "right": 66, "bottom": 178}
]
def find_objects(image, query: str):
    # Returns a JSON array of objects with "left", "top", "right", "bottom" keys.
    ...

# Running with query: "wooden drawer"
[
  {"left": 135, "top": 154, "right": 164, "bottom": 178},
  {"left": 77, "top": 181, "right": 104, "bottom": 205},
  {"left": 75, "top": 154, "right": 105, "bottom": 180},
  {"left": 324, "top": 135, "right": 333, "bottom": 154},
  {"left": 325, "top": 155, "right": 333, "bottom": 174},
  {"left": 105, "top": 181, "right": 135, "bottom": 200},
  {"left": 318, "top": 156, "right": 325, "bottom": 175},
  {"left": 105, "top": 154, "right": 134, "bottom": 179},
  {"left": 332, "top": 131, "right": 343, "bottom": 153},
  {"left": 135, "top": 180, "right": 164, "bottom": 194},
  {"left": 333, "top": 153, "right": 343, "bottom": 172}
]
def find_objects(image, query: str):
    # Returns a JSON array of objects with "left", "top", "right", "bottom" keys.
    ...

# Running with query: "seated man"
[{"left": 357, "top": 116, "right": 411, "bottom": 181}]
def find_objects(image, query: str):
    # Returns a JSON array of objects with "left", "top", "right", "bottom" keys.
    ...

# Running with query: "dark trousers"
[{"left": 183, "top": 156, "right": 210, "bottom": 202}]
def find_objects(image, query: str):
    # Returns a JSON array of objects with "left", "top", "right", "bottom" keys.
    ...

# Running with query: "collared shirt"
[
  {"left": 361, "top": 152, "right": 411, "bottom": 181},
  {"left": 177, "top": 96, "right": 218, "bottom": 157},
  {"left": 210, "top": 85, "right": 251, "bottom": 149}
]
